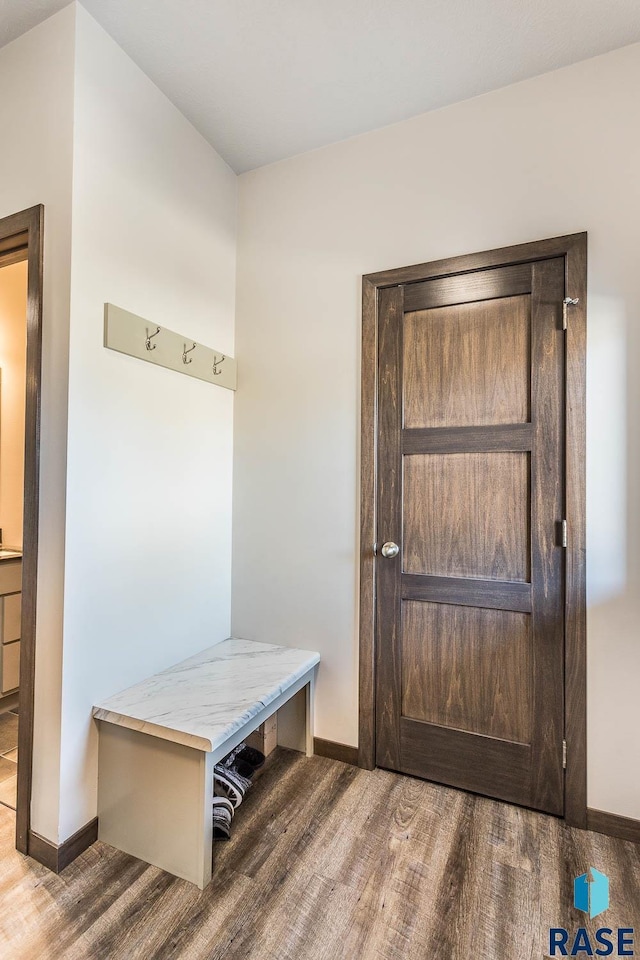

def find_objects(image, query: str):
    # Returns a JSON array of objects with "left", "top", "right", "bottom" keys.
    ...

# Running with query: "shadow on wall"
[
  {"left": 586, "top": 292, "right": 627, "bottom": 606},
  {"left": 586, "top": 291, "right": 640, "bottom": 818}
]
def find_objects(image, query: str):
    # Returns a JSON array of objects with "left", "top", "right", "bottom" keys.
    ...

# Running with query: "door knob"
[{"left": 381, "top": 541, "right": 399, "bottom": 559}]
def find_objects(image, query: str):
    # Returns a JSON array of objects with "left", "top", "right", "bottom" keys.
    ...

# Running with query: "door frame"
[
  {"left": 0, "top": 205, "right": 44, "bottom": 853},
  {"left": 358, "top": 232, "right": 587, "bottom": 828}
]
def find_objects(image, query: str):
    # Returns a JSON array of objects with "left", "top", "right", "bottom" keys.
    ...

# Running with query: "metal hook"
[
  {"left": 182, "top": 342, "right": 197, "bottom": 365},
  {"left": 562, "top": 297, "right": 580, "bottom": 330},
  {"left": 212, "top": 353, "right": 226, "bottom": 376},
  {"left": 145, "top": 326, "right": 161, "bottom": 351}
]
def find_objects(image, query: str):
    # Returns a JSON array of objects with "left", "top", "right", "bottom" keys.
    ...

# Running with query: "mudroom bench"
[{"left": 92, "top": 637, "right": 320, "bottom": 888}]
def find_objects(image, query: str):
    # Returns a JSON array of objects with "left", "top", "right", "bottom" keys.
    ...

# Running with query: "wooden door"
[{"left": 374, "top": 256, "right": 566, "bottom": 814}]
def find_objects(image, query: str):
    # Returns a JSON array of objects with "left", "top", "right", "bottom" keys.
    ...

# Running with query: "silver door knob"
[{"left": 381, "top": 541, "right": 399, "bottom": 559}]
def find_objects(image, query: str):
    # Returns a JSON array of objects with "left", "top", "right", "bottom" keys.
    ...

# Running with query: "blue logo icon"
[{"left": 574, "top": 867, "right": 610, "bottom": 920}]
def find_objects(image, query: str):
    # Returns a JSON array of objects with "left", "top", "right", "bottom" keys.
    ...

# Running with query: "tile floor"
[{"left": 0, "top": 710, "right": 18, "bottom": 810}]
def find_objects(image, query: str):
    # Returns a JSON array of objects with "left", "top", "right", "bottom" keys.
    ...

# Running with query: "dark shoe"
[
  {"left": 213, "top": 796, "right": 234, "bottom": 840},
  {"left": 235, "top": 745, "right": 265, "bottom": 773},
  {"left": 214, "top": 764, "right": 251, "bottom": 808}
]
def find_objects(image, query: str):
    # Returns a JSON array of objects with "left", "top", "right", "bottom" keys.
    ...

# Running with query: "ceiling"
[{"left": 2, "top": 0, "right": 640, "bottom": 173}]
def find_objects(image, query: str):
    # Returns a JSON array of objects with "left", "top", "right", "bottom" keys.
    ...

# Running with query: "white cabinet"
[
  {"left": 0, "top": 559, "right": 22, "bottom": 696},
  {"left": 2, "top": 641, "right": 19, "bottom": 694},
  {"left": 3, "top": 593, "right": 21, "bottom": 644},
  {"left": 0, "top": 560, "right": 21, "bottom": 595}
]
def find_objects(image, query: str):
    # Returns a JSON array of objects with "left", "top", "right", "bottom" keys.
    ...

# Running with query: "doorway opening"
[{"left": 0, "top": 206, "right": 43, "bottom": 854}]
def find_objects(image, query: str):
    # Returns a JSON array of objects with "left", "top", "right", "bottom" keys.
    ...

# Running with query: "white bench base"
[{"left": 97, "top": 667, "right": 315, "bottom": 888}]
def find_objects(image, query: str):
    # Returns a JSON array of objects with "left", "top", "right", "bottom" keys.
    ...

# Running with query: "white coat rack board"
[{"left": 104, "top": 303, "right": 237, "bottom": 391}]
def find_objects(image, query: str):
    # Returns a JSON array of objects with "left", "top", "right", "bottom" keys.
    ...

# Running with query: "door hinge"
[
  {"left": 561, "top": 519, "right": 568, "bottom": 548},
  {"left": 562, "top": 297, "right": 579, "bottom": 330},
  {"left": 563, "top": 740, "right": 567, "bottom": 769}
]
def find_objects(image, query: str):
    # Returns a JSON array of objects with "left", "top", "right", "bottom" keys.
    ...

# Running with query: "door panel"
[
  {"left": 403, "top": 296, "right": 531, "bottom": 428},
  {"left": 375, "top": 256, "right": 566, "bottom": 815},
  {"left": 401, "top": 601, "right": 532, "bottom": 743},
  {"left": 402, "top": 451, "right": 530, "bottom": 580},
  {"left": 403, "top": 262, "right": 532, "bottom": 312}
]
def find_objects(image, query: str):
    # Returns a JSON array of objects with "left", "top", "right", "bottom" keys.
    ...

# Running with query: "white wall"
[
  {"left": 0, "top": 260, "right": 28, "bottom": 549},
  {"left": 0, "top": 7, "right": 76, "bottom": 841},
  {"left": 57, "top": 7, "right": 237, "bottom": 841},
  {"left": 233, "top": 43, "right": 640, "bottom": 819}
]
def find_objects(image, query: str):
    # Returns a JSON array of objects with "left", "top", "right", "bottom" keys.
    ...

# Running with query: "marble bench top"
[{"left": 92, "top": 637, "right": 320, "bottom": 753}]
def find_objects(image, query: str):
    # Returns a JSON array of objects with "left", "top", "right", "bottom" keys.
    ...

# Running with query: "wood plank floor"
[{"left": 0, "top": 749, "right": 638, "bottom": 959}]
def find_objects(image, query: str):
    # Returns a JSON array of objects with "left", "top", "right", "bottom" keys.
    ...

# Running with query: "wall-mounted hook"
[
  {"left": 182, "top": 342, "right": 197, "bottom": 365},
  {"left": 145, "top": 326, "right": 161, "bottom": 351},
  {"left": 212, "top": 353, "right": 226, "bottom": 376},
  {"left": 562, "top": 297, "right": 580, "bottom": 330}
]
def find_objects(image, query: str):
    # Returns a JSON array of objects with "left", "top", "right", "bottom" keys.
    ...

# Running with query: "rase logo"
[
  {"left": 549, "top": 869, "right": 635, "bottom": 957},
  {"left": 574, "top": 869, "right": 610, "bottom": 920}
]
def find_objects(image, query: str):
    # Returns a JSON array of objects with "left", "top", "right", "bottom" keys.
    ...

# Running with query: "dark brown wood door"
[{"left": 375, "top": 256, "right": 566, "bottom": 815}]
